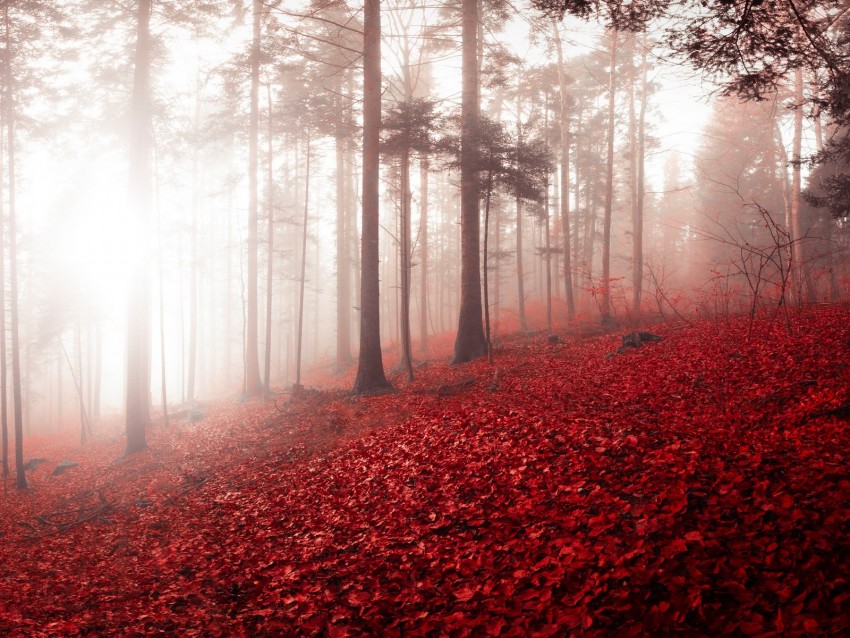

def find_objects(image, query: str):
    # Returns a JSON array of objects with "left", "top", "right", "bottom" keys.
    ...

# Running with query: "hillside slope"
[{"left": 1, "top": 306, "right": 849, "bottom": 636}]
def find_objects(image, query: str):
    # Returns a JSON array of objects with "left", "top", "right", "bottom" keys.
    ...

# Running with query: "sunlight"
[{"left": 46, "top": 161, "right": 143, "bottom": 319}]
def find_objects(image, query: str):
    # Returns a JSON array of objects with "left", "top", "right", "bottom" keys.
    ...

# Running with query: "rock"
[
  {"left": 547, "top": 334, "right": 561, "bottom": 344},
  {"left": 612, "top": 331, "right": 664, "bottom": 355},
  {"left": 52, "top": 460, "right": 79, "bottom": 476},
  {"left": 188, "top": 409, "right": 204, "bottom": 423}
]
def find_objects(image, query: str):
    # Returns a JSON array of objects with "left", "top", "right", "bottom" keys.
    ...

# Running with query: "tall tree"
[
  {"left": 632, "top": 33, "right": 649, "bottom": 314},
  {"left": 382, "top": 98, "right": 441, "bottom": 381},
  {"left": 243, "top": 0, "right": 263, "bottom": 397},
  {"left": 0, "top": 108, "right": 6, "bottom": 479},
  {"left": 452, "top": 0, "right": 487, "bottom": 364},
  {"left": 125, "top": 0, "right": 153, "bottom": 455},
  {"left": 352, "top": 0, "right": 392, "bottom": 395},
  {"left": 600, "top": 29, "right": 617, "bottom": 325},
  {"left": 3, "top": 2, "right": 25, "bottom": 487},
  {"left": 552, "top": 20, "right": 575, "bottom": 321}
]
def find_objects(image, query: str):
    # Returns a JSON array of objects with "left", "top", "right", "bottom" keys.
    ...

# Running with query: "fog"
[{"left": 1, "top": 0, "right": 846, "bottom": 442}]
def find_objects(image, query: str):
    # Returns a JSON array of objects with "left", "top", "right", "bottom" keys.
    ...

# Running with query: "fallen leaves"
[{"left": 1, "top": 306, "right": 849, "bottom": 636}]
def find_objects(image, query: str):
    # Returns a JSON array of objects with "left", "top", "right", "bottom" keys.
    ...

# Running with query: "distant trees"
[{"left": 382, "top": 98, "right": 442, "bottom": 381}]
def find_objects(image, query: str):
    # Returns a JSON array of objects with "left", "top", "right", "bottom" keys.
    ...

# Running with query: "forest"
[{"left": 1, "top": 0, "right": 849, "bottom": 635}]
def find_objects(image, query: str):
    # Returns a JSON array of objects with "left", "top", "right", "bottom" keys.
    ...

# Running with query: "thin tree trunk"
[
  {"left": 59, "top": 339, "right": 90, "bottom": 444},
  {"left": 335, "top": 87, "right": 352, "bottom": 372},
  {"left": 601, "top": 30, "right": 618, "bottom": 325},
  {"left": 264, "top": 82, "right": 275, "bottom": 394},
  {"left": 515, "top": 83, "right": 526, "bottom": 332},
  {"left": 544, "top": 169, "right": 552, "bottom": 330},
  {"left": 93, "top": 323, "right": 102, "bottom": 422},
  {"left": 399, "top": 148, "right": 414, "bottom": 381},
  {"left": 790, "top": 65, "right": 809, "bottom": 302},
  {"left": 76, "top": 322, "right": 86, "bottom": 444},
  {"left": 5, "top": 6, "right": 25, "bottom": 488},
  {"left": 295, "top": 133, "right": 311, "bottom": 389},
  {"left": 627, "top": 36, "right": 638, "bottom": 317},
  {"left": 156, "top": 173, "right": 169, "bottom": 428},
  {"left": 419, "top": 154, "right": 429, "bottom": 352},
  {"left": 352, "top": 0, "right": 392, "bottom": 394},
  {"left": 573, "top": 104, "right": 582, "bottom": 308},
  {"left": 483, "top": 171, "right": 494, "bottom": 362},
  {"left": 244, "top": 0, "right": 263, "bottom": 396},
  {"left": 633, "top": 34, "right": 648, "bottom": 315},
  {"left": 187, "top": 84, "right": 200, "bottom": 403},
  {"left": 553, "top": 20, "right": 575, "bottom": 321},
  {"left": 225, "top": 184, "right": 233, "bottom": 387}
]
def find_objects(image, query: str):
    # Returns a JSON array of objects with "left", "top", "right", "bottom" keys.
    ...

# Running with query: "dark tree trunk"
[
  {"left": 452, "top": 0, "right": 487, "bottom": 364},
  {"left": 353, "top": 0, "right": 392, "bottom": 395}
]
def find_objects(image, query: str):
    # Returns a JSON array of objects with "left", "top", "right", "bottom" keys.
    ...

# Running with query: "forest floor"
[{"left": 1, "top": 303, "right": 849, "bottom": 637}]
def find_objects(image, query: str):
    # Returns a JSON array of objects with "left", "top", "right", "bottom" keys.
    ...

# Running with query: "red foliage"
[{"left": 1, "top": 305, "right": 849, "bottom": 636}]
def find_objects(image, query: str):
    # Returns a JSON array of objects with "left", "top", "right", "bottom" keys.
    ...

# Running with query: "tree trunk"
[
  {"left": 125, "top": 0, "right": 153, "bottom": 455},
  {"left": 158, "top": 226, "right": 169, "bottom": 428},
  {"left": 93, "top": 323, "right": 102, "bottom": 422},
  {"left": 553, "top": 21, "right": 575, "bottom": 321},
  {"left": 573, "top": 104, "right": 582, "bottom": 308},
  {"left": 295, "top": 133, "right": 310, "bottom": 389},
  {"left": 399, "top": 148, "right": 414, "bottom": 381},
  {"left": 352, "top": 0, "right": 393, "bottom": 395},
  {"left": 187, "top": 84, "right": 200, "bottom": 404},
  {"left": 4, "top": 6, "right": 24, "bottom": 487},
  {"left": 244, "top": 0, "right": 263, "bottom": 396},
  {"left": 264, "top": 82, "right": 275, "bottom": 393},
  {"left": 335, "top": 86, "right": 352, "bottom": 373},
  {"left": 76, "top": 322, "right": 86, "bottom": 444},
  {"left": 601, "top": 30, "right": 618, "bottom": 325},
  {"left": 451, "top": 0, "right": 487, "bottom": 364},
  {"left": 483, "top": 171, "right": 494, "bottom": 362},
  {"left": 790, "top": 65, "right": 810, "bottom": 303},
  {"left": 0, "top": 106, "right": 7, "bottom": 479},
  {"left": 633, "top": 34, "right": 648, "bottom": 315},
  {"left": 419, "top": 154, "right": 429, "bottom": 352}
]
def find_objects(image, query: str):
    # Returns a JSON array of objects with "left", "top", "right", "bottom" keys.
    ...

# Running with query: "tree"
[
  {"left": 552, "top": 20, "right": 576, "bottom": 321},
  {"left": 382, "top": 98, "right": 442, "bottom": 381},
  {"left": 600, "top": 29, "right": 618, "bottom": 325},
  {"left": 1, "top": 104, "right": 6, "bottom": 479},
  {"left": 243, "top": 0, "right": 263, "bottom": 397},
  {"left": 3, "top": 2, "right": 26, "bottom": 488},
  {"left": 124, "top": 0, "right": 153, "bottom": 455},
  {"left": 452, "top": 0, "right": 487, "bottom": 364},
  {"left": 352, "top": 0, "right": 392, "bottom": 395}
]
